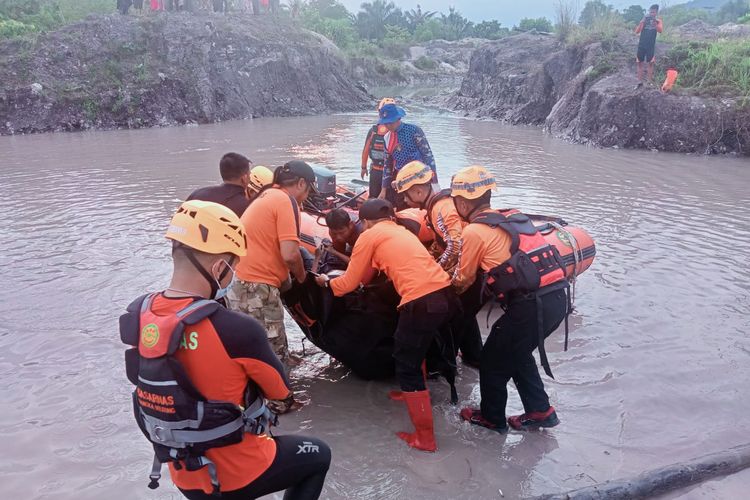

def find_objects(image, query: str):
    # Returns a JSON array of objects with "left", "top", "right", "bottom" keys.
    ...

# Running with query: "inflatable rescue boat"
[{"left": 282, "top": 166, "right": 597, "bottom": 379}]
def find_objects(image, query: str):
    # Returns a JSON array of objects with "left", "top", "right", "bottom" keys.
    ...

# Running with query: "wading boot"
[
  {"left": 389, "top": 361, "right": 428, "bottom": 401},
  {"left": 396, "top": 390, "right": 437, "bottom": 452},
  {"left": 389, "top": 390, "right": 405, "bottom": 401},
  {"left": 459, "top": 408, "right": 508, "bottom": 434},
  {"left": 507, "top": 406, "right": 559, "bottom": 430}
]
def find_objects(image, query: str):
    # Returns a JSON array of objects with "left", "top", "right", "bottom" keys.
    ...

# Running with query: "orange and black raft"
[{"left": 283, "top": 166, "right": 596, "bottom": 379}]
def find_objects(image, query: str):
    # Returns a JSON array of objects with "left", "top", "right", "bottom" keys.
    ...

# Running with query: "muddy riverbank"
[
  {"left": 451, "top": 32, "right": 750, "bottom": 156},
  {"left": 0, "top": 14, "right": 368, "bottom": 135}
]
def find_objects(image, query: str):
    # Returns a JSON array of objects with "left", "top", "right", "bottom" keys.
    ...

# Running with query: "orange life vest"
[
  {"left": 473, "top": 210, "right": 570, "bottom": 379},
  {"left": 473, "top": 209, "right": 566, "bottom": 297},
  {"left": 120, "top": 294, "right": 275, "bottom": 494}
]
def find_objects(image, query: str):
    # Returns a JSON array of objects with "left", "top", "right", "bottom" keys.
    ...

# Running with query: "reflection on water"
[{"left": 1, "top": 109, "right": 749, "bottom": 499}]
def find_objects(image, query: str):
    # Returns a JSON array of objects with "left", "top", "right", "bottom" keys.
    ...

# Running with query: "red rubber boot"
[{"left": 396, "top": 390, "right": 437, "bottom": 452}]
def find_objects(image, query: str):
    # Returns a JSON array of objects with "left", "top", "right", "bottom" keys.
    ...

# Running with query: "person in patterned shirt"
[{"left": 376, "top": 104, "right": 437, "bottom": 208}]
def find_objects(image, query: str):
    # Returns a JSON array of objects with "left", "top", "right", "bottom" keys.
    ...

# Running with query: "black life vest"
[
  {"left": 368, "top": 125, "right": 387, "bottom": 166},
  {"left": 424, "top": 188, "right": 452, "bottom": 248},
  {"left": 473, "top": 209, "right": 567, "bottom": 298},
  {"left": 120, "top": 293, "right": 276, "bottom": 495}
]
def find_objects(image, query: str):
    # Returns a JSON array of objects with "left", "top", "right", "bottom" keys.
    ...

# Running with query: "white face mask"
[{"left": 213, "top": 259, "right": 236, "bottom": 300}]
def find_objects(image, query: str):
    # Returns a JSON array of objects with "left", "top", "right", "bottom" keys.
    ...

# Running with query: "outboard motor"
[{"left": 309, "top": 165, "right": 337, "bottom": 210}]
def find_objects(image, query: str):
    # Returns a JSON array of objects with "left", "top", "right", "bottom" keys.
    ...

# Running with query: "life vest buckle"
[
  {"left": 147, "top": 455, "right": 162, "bottom": 490},
  {"left": 152, "top": 425, "right": 170, "bottom": 443}
]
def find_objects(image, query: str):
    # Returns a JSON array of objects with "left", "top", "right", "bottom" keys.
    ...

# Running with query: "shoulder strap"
[
  {"left": 472, "top": 211, "right": 521, "bottom": 254},
  {"left": 121, "top": 293, "right": 153, "bottom": 346},
  {"left": 287, "top": 193, "right": 301, "bottom": 237},
  {"left": 178, "top": 299, "right": 219, "bottom": 325},
  {"left": 426, "top": 189, "right": 451, "bottom": 216},
  {"left": 502, "top": 210, "right": 541, "bottom": 236},
  {"left": 472, "top": 211, "right": 508, "bottom": 228},
  {"left": 425, "top": 189, "right": 452, "bottom": 235}
]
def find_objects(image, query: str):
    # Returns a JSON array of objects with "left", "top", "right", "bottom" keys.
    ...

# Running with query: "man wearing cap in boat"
[
  {"left": 313, "top": 198, "right": 461, "bottom": 452},
  {"left": 377, "top": 103, "right": 437, "bottom": 208},
  {"left": 450, "top": 166, "right": 569, "bottom": 433},
  {"left": 227, "top": 160, "right": 318, "bottom": 414},
  {"left": 393, "top": 160, "right": 483, "bottom": 368}
]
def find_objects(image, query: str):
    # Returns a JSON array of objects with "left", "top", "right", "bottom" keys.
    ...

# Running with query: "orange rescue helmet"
[
  {"left": 248, "top": 165, "right": 274, "bottom": 193},
  {"left": 450, "top": 165, "right": 497, "bottom": 200},
  {"left": 394, "top": 161, "right": 433, "bottom": 193},
  {"left": 166, "top": 200, "right": 247, "bottom": 257},
  {"left": 377, "top": 97, "right": 396, "bottom": 111}
]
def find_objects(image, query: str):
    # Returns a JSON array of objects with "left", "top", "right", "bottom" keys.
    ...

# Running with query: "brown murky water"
[{"left": 1, "top": 107, "right": 749, "bottom": 500}]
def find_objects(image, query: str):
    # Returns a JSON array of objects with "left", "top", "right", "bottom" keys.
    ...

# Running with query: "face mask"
[{"left": 213, "top": 259, "right": 236, "bottom": 300}]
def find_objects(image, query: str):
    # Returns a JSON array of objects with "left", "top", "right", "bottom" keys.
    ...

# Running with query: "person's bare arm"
[{"left": 280, "top": 241, "right": 306, "bottom": 282}]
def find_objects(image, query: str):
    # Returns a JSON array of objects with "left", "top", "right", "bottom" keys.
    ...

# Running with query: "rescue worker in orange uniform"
[
  {"left": 360, "top": 98, "right": 394, "bottom": 199},
  {"left": 394, "top": 160, "right": 483, "bottom": 368},
  {"left": 227, "top": 160, "right": 319, "bottom": 414},
  {"left": 120, "top": 200, "right": 331, "bottom": 499},
  {"left": 450, "top": 166, "right": 569, "bottom": 433},
  {"left": 313, "top": 199, "right": 461, "bottom": 452}
]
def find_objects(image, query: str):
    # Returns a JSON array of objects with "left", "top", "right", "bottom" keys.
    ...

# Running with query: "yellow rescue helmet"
[
  {"left": 166, "top": 200, "right": 247, "bottom": 256},
  {"left": 450, "top": 165, "right": 497, "bottom": 200},
  {"left": 394, "top": 161, "right": 433, "bottom": 193},
  {"left": 248, "top": 165, "right": 274, "bottom": 193},
  {"left": 377, "top": 97, "right": 396, "bottom": 111}
]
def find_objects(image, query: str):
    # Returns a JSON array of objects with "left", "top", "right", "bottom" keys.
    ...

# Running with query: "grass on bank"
[
  {"left": 665, "top": 39, "right": 750, "bottom": 100},
  {"left": 0, "top": 0, "right": 111, "bottom": 38}
]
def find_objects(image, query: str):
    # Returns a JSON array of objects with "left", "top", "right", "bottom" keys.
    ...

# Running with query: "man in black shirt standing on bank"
[
  {"left": 635, "top": 4, "right": 663, "bottom": 83},
  {"left": 187, "top": 153, "right": 252, "bottom": 217}
]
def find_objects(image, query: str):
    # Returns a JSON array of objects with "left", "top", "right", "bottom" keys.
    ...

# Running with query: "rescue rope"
[{"left": 548, "top": 221, "right": 583, "bottom": 310}]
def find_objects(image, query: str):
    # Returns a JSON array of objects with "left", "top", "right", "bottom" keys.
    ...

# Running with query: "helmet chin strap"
[{"left": 179, "top": 245, "right": 224, "bottom": 299}]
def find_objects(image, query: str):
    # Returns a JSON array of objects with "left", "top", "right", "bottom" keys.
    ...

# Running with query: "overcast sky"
[{"left": 337, "top": 1, "right": 638, "bottom": 28}]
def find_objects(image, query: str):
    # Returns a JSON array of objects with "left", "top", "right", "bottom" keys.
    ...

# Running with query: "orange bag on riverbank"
[{"left": 662, "top": 68, "right": 678, "bottom": 92}]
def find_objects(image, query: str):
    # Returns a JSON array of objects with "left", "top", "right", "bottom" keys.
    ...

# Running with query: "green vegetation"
[
  {"left": 665, "top": 39, "right": 750, "bottom": 99},
  {"left": 0, "top": 0, "right": 110, "bottom": 38},
  {"left": 291, "top": 0, "right": 513, "bottom": 69},
  {"left": 413, "top": 55, "right": 437, "bottom": 70},
  {"left": 516, "top": 17, "right": 554, "bottom": 32},
  {"left": 659, "top": 0, "right": 749, "bottom": 26},
  {"left": 550, "top": 1, "right": 750, "bottom": 100},
  {"left": 298, "top": 0, "right": 510, "bottom": 52},
  {"left": 552, "top": 0, "right": 750, "bottom": 45}
]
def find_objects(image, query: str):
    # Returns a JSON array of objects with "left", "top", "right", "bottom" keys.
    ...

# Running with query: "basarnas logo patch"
[
  {"left": 556, "top": 230, "right": 573, "bottom": 247},
  {"left": 141, "top": 323, "right": 160, "bottom": 348}
]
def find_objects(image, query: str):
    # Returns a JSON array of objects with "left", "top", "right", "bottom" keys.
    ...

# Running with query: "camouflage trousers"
[{"left": 226, "top": 280, "right": 289, "bottom": 361}]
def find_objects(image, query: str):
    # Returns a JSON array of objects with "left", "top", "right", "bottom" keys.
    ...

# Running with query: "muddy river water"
[{"left": 1, "top": 107, "right": 749, "bottom": 499}]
